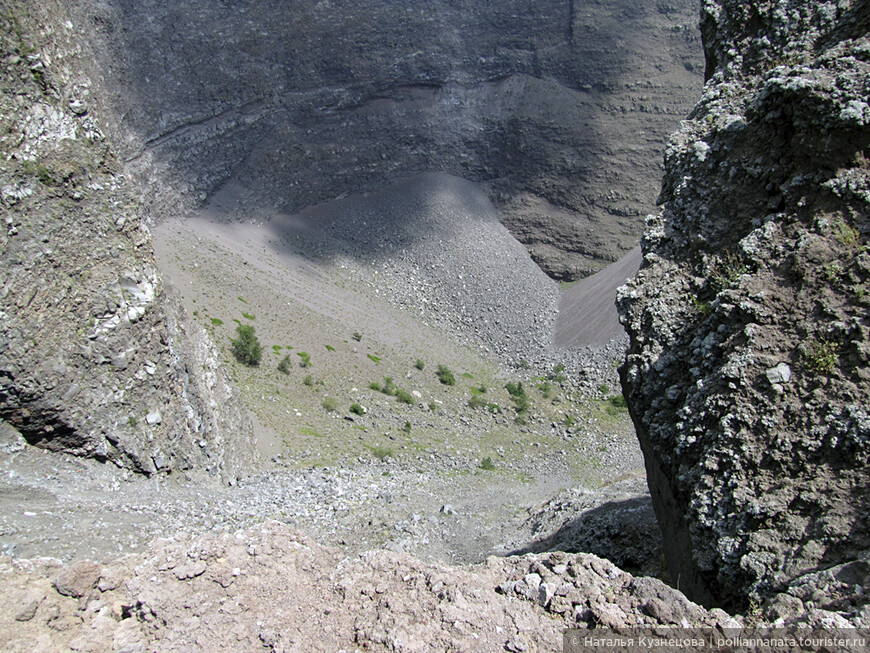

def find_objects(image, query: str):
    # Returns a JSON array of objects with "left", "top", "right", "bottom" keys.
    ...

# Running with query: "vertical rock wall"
[
  {"left": 0, "top": 1, "right": 256, "bottom": 480},
  {"left": 618, "top": 0, "right": 870, "bottom": 609}
]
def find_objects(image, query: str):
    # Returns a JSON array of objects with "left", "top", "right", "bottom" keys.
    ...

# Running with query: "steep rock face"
[
  {"left": 0, "top": 1, "right": 256, "bottom": 480},
  {"left": 618, "top": 0, "right": 870, "bottom": 609},
  {"left": 63, "top": 0, "right": 702, "bottom": 280}
]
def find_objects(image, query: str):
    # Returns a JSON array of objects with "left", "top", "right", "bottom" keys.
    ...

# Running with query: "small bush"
[
  {"left": 414, "top": 359, "right": 425, "bottom": 371},
  {"left": 352, "top": 332, "right": 363, "bottom": 342},
  {"left": 479, "top": 457, "right": 496, "bottom": 471},
  {"left": 396, "top": 389, "right": 414, "bottom": 404},
  {"left": 350, "top": 403, "right": 365, "bottom": 416},
  {"left": 231, "top": 324, "right": 262, "bottom": 366},
  {"left": 402, "top": 421, "right": 412, "bottom": 434},
  {"left": 303, "top": 374, "right": 314, "bottom": 387},
  {"left": 367, "top": 445, "right": 393, "bottom": 460},
  {"left": 436, "top": 365, "right": 455, "bottom": 386},
  {"left": 505, "top": 382, "right": 530, "bottom": 414},
  {"left": 550, "top": 363, "right": 567, "bottom": 383},
  {"left": 297, "top": 351, "right": 311, "bottom": 368},
  {"left": 369, "top": 381, "right": 382, "bottom": 392},
  {"left": 209, "top": 317, "right": 223, "bottom": 326},
  {"left": 538, "top": 381, "right": 552, "bottom": 398},
  {"left": 278, "top": 354, "right": 292, "bottom": 374},
  {"left": 381, "top": 376, "right": 397, "bottom": 396},
  {"left": 322, "top": 397, "right": 338, "bottom": 412},
  {"left": 598, "top": 384, "right": 611, "bottom": 395},
  {"left": 467, "top": 394, "right": 487, "bottom": 409}
]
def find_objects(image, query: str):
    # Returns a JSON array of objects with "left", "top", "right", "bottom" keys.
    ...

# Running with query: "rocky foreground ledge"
[{"left": 2, "top": 521, "right": 868, "bottom": 653}]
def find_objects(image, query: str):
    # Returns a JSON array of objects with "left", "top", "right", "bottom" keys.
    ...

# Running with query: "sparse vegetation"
[
  {"left": 606, "top": 394, "right": 628, "bottom": 416},
  {"left": 395, "top": 389, "right": 415, "bottom": 404},
  {"left": 710, "top": 250, "right": 749, "bottom": 292},
  {"left": 210, "top": 317, "right": 224, "bottom": 326},
  {"left": 303, "top": 374, "right": 315, "bottom": 387},
  {"left": 231, "top": 324, "right": 262, "bottom": 366},
  {"left": 803, "top": 337, "right": 840, "bottom": 374},
  {"left": 325, "top": 344, "right": 335, "bottom": 351},
  {"left": 241, "top": 311, "right": 256, "bottom": 320},
  {"left": 505, "top": 381, "right": 530, "bottom": 414},
  {"left": 550, "top": 363, "right": 566, "bottom": 383},
  {"left": 834, "top": 219, "right": 861, "bottom": 248},
  {"left": 401, "top": 421, "right": 412, "bottom": 434},
  {"left": 367, "top": 353, "right": 382, "bottom": 364},
  {"left": 350, "top": 403, "right": 365, "bottom": 416},
  {"left": 436, "top": 365, "right": 455, "bottom": 386},
  {"left": 414, "top": 359, "right": 425, "bottom": 371},
  {"left": 278, "top": 354, "right": 292, "bottom": 374},
  {"left": 479, "top": 457, "right": 496, "bottom": 471},
  {"left": 366, "top": 445, "right": 393, "bottom": 460},
  {"left": 321, "top": 397, "right": 338, "bottom": 412},
  {"left": 352, "top": 331, "right": 363, "bottom": 342},
  {"left": 297, "top": 351, "right": 311, "bottom": 368}
]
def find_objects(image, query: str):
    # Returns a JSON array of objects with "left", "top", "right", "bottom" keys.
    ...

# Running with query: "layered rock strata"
[
  {"left": 64, "top": 0, "right": 703, "bottom": 280},
  {"left": 0, "top": 1, "right": 256, "bottom": 479},
  {"left": 619, "top": 0, "right": 870, "bottom": 608}
]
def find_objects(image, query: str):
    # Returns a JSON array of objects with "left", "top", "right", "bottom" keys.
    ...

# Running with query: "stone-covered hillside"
[
  {"left": 63, "top": 0, "right": 703, "bottom": 280},
  {"left": 0, "top": 0, "right": 255, "bottom": 480},
  {"left": 619, "top": 0, "right": 870, "bottom": 609}
]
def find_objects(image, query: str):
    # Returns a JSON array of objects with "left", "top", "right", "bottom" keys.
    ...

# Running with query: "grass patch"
[
  {"left": 278, "top": 354, "right": 292, "bottom": 375},
  {"left": 395, "top": 389, "right": 415, "bottom": 405},
  {"left": 352, "top": 332, "right": 363, "bottom": 342},
  {"left": 238, "top": 296, "right": 248, "bottom": 303},
  {"left": 297, "top": 351, "right": 311, "bottom": 368},
  {"left": 414, "top": 359, "right": 425, "bottom": 371},
  {"left": 241, "top": 312, "right": 256, "bottom": 320},
  {"left": 321, "top": 397, "right": 339, "bottom": 412},
  {"left": 325, "top": 344, "right": 335, "bottom": 352},
  {"left": 350, "top": 403, "right": 365, "bottom": 416},
  {"left": 505, "top": 382, "right": 530, "bottom": 414},
  {"left": 299, "top": 427, "right": 324, "bottom": 438},
  {"left": 367, "top": 353, "right": 382, "bottom": 364},
  {"left": 210, "top": 317, "right": 224, "bottom": 327}
]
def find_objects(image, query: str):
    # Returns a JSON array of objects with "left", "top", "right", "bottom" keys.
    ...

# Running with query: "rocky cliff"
[
  {"left": 63, "top": 0, "right": 702, "bottom": 280},
  {"left": 619, "top": 0, "right": 870, "bottom": 609},
  {"left": 0, "top": 1, "right": 256, "bottom": 480}
]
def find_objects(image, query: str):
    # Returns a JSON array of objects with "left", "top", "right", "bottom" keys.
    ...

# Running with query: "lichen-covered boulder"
[{"left": 618, "top": 0, "right": 870, "bottom": 609}]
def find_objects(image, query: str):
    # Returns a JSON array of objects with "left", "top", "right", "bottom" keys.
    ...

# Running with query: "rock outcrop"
[
  {"left": 618, "top": 0, "right": 870, "bottom": 609},
  {"left": 64, "top": 0, "right": 703, "bottom": 280},
  {"left": 0, "top": 1, "right": 256, "bottom": 479}
]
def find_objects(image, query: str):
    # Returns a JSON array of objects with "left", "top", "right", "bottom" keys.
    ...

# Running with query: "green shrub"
[
  {"left": 505, "top": 382, "right": 530, "bottom": 414},
  {"left": 396, "top": 389, "right": 414, "bottom": 404},
  {"left": 597, "top": 384, "right": 610, "bottom": 395},
  {"left": 367, "top": 353, "right": 382, "bottom": 364},
  {"left": 369, "top": 381, "right": 382, "bottom": 392},
  {"left": 381, "top": 376, "right": 397, "bottom": 396},
  {"left": 538, "top": 381, "right": 552, "bottom": 398},
  {"left": 436, "top": 365, "right": 455, "bottom": 386},
  {"left": 297, "top": 351, "right": 311, "bottom": 368},
  {"left": 468, "top": 394, "right": 487, "bottom": 409},
  {"left": 241, "top": 312, "right": 256, "bottom": 320},
  {"left": 231, "top": 324, "right": 262, "bottom": 366},
  {"left": 414, "top": 359, "right": 425, "bottom": 371},
  {"left": 402, "top": 421, "right": 412, "bottom": 434},
  {"left": 322, "top": 397, "right": 338, "bottom": 412},
  {"left": 350, "top": 403, "right": 365, "bottom": 416},
  {"left": 366, "top": 445, "right": 393, "bottom": 460},
  {"left": 209, "top": 317, "right": 224, "bottom": 326},
  {"left": 479, "top": 457, "right": 496, "bottom": 471},
  {"left": 352, "top": 331, "right": 363, "bottom": 342},
  {"left": 303, "top": 374, "right": 314, "bottom": 387},
  {"left": 325, "top": 344, "right": 335, "bottom": 351},
  {"left": 278, "top": 354, "right": 292, "bottom": 374},
  {"left": 551, "top": 363, "right": 567, "bottom": 383}
]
